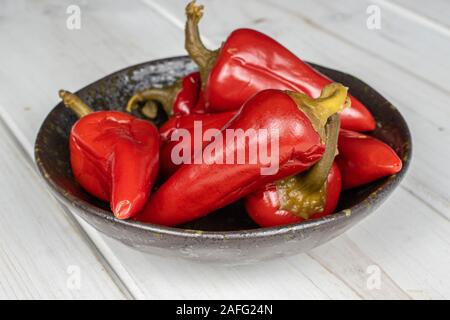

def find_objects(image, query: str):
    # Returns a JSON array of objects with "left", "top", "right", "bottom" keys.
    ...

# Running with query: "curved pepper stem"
[
  {"left": 59, "top": 90, "right": 93, "bottom": 118},
  {"left": 126, "top": 81, "right": 181, "bottom": 118},
  {"left": 277, "top": 114, "right": 340, "bottom": 219},
  {"left": 287, "top": 83, "right": 350, "bottom": 139},
  {"left": 185, "top": 1, "right": 219, "bottom": 86}
]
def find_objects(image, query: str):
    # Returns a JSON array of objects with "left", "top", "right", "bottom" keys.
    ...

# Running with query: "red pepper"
[
  {"left": 159, "top": 111, "right": 236, "bottom": 177},
  {"left": 246, "top": 162, "right": 341, "bottom": 227},
  {"left": 60, "top": 90, "right": 160, "bottom": 219},
  {"left": 159, "top": 110, "right": 235, "bottom": 142},
  {"left": 336, "top": 129, "right": 402, "bottom": 189},
  {"left": 184, "top": 1, "right": 375, "bottom": 132},
  {"left": 135, "top": 83, "right": 348, "bottom": 226},
  {"left": 245, "top": 112, "right": 341, "bottom": 227},
  {"left": 127, "top": 72, "right": 204, "bottom": 118}
]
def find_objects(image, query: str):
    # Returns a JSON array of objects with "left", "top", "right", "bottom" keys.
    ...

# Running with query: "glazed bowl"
[{"left": 34, "top": 56, "right": 411, "bottom": 264}]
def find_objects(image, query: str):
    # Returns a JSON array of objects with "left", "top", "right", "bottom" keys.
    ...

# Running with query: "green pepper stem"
[
  {"left": 301, "top": 114, "right": 340, "bottom": 191},
  {"left": 185, "top": 1, "right": 219, "bottom": 86},
  {"left": 59, "top": 90, "right": 93, "bottom": 118},
  {"left": 277, "top": 114, "right": 340, "bottom": 219},
  {"left": 126, "top": 81, "right": 181, "bottom": 117},
  {"left": 287, "top": 83, "right": 350, "bottom": 136}
]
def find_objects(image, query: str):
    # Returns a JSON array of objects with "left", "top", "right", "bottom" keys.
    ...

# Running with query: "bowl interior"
[{"left": 35, "top": 56, "right": 411, "bottom": 232}]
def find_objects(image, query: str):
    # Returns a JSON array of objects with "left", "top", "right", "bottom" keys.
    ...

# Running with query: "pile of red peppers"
[{"left": 62, "top": 1, "right": 402, "bottom": 228}]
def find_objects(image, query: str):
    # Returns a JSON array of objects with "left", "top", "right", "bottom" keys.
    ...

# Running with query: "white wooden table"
[{"left": 0, "top": 0, "right": 449, "bottom": 299}]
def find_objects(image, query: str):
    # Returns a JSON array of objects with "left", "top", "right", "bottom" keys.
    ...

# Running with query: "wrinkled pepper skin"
[
  {"left": 69, "top": 110, "right": 160, "bottom": 219},
  {"left": 172, "top": 72, "right": 203, "bottom": 115},
  {"left": 184, "top": 2, "right": 374, "bottom": 132},
  {"left": 159, "top": 110, "right": 236, "bottom": 142},
  {"left": 135, "top": 89, "right": 325, "bottom": 226},
  {"left": 203, "top": 29, "right": 374, "bottom": 131},
  {"left": 159, "top": 111, "right": 237, "bottom": 177},
  {"left": 245, "top": 163, "right": 341, "bottom": 227},
  {"left": 336, "top": 129, "right": 402, "bottom": 189}
]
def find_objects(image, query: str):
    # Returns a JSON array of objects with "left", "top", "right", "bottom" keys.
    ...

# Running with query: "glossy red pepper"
[
  {"left": 159, "top": 111, "right": 237, "bottom": 177},
  {"left": 60, "top": 90, "right": 160, "bottom": 219},
  {"left": 135, "top": 83, "right": 349, "bottom": 226},
  {"left": 184, "top": 1, "right": 375, "bottom": 132},
  {"left": 246, "top": 163, "right": 341, "bottom": 227},
  {"left": 336, "top": 129, "right": 402, "bottom": 189},
  {"left": 245, "top": 111, "right": 341, "bottom": 227},
  {"left": 127, "top": 72, "right": 204, "bottom": 118}
]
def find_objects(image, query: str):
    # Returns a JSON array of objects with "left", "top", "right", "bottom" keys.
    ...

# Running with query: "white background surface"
[{"left": 0, "top": 0, "right": 449, "bottom": 299}]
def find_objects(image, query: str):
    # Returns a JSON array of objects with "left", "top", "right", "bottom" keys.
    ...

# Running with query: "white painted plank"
[
  {"left": 313, "top": 187, "right": 450, "bottom": 300},
  {"left": 106, "top": 242, "right": 362, "bottom": 299},
  {"left": 298, "top": 0, "right": 450, "bottom": 92},
  {"left": 0, "top": 0, "right": 363, "bottom": 298},
  {"left": 0, "top": 119, "right": 125, "bottom": 299},
  {"left": 390, "top": 0, "right": 450, "bottom": 29}
]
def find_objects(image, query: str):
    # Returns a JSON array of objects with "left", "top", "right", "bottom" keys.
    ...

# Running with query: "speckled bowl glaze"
[{"left": 35, "top": 56, "right": 411, "bottom": 264}]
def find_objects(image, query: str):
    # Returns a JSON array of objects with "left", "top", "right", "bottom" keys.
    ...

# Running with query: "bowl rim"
[{"left": 34, "top": 55, "right": 412, "bottom": 240}]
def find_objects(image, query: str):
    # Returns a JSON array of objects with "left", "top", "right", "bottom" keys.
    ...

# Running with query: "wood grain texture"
[
  {"left": 390, "top": 0, "right": 450, "bottom": 29},
  {"left": 0, "top": 0, "right": 449, "bottom": 299}
]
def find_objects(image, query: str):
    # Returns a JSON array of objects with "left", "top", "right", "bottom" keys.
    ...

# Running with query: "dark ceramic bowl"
[{"left": 35, "top": 56, "right": 411, "bottom": 264}]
